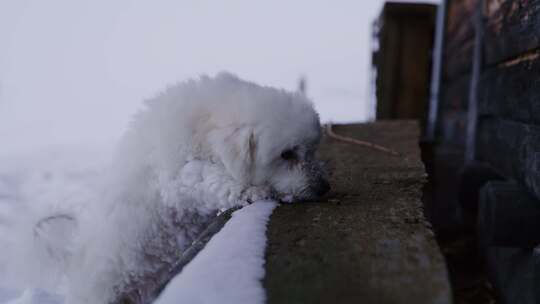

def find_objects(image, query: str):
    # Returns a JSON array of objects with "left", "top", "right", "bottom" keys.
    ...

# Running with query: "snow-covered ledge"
[{"left": 155, "top": 201, "right": 277, "bottom": 304}]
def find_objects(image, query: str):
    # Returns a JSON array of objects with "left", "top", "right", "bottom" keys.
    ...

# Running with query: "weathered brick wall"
[
  {"left": 437, "top": 1, "right": 540, "bottom": 302},
  {"left": 436, "top": 0, "right": 540, "bottom": 201},
  {"left": 475, "top": 0, "right": 540, "bottom": 201}
]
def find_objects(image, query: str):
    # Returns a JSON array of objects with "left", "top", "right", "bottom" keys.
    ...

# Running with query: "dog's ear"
[{"left": 209, "top": 126, "right": 257, "bottom": 184}]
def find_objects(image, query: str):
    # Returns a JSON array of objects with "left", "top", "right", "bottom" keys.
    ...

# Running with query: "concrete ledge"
[{"left": 264, "top": 121, "right": 452, "bottom": 304}]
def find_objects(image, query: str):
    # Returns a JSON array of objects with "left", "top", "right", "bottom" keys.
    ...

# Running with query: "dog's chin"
[
  {"left": 277, "top": 194, "right": 295, "bottom": 204},
  {"left": 277, "top": 192, "right": 324, "bottom": 204},
  {"left": 276, "top": 181, "right": 331, "bottom": 204}
]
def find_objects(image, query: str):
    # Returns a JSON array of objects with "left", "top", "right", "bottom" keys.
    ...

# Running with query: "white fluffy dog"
[{"left": 6, "top": 73, "right": 329, "bottom": 303}]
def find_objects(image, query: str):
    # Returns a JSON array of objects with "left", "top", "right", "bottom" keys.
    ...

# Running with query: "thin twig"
[{"left": 325, "top": 124, "right": 401, "bottom": 157}]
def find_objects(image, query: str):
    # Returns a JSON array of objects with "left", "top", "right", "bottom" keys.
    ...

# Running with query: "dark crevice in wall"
[{"left": 419, "top": 140, "right": 496, "bottom": 304}]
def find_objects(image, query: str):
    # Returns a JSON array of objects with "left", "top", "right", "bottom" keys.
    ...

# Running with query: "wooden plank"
[
  {"left": 478, "top": 181, "right": 540, "bottom": 248},
  {"left": 443, "top": 0, "right": 478, "bottom": 80},
  {"left": 376, "top": 15, "right": 401, "bottom": 119},
  {"left": 476, "top": 118, "right": 540, "bottom": 200},
  {"left": 394, "top": 17, "right": 433, "bottom": 120},
  {"left": 479, "top": 53, "right": 540, "bottom": 125},
  {"left": 484, "top": 0, "right": 540, "bottom": 66},
  {"left": 375, "top": 3, "right": 436, "bottom": 120}
]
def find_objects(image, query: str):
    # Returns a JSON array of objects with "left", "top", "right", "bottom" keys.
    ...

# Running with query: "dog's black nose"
[{"left": 314, "top": 179, "right": 331, "bottom": 197}]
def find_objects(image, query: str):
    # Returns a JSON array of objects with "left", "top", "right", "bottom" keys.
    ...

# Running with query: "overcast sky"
[{"left": 0, "top": 0, "right": 439, "bottom": 151}]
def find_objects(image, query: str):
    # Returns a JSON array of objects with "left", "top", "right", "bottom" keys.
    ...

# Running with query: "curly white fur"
[{"left": 2, "top": 73, "right": 328, "bottom": 303}]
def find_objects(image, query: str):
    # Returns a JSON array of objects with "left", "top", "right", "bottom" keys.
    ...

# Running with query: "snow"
[
  {"left": 155, "top": 200, "right": 277, "bottom": 304},
  {"left": 0, "top": 147, "right": 107, "bottom": 288},
  {"left": 0, "top": 147, "right": 106, "bottom": 304},
  {"left": 4, "top": 289, "right": 63, "bottom": 304}
]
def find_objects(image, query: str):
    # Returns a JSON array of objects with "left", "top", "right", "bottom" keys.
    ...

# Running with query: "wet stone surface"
[{"left": 264, "top": 121, "right": 452, "bottom": 304}]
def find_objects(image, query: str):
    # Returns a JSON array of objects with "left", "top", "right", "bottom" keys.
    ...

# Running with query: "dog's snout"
[{"left": 314, "top": 179, "right": 330, "bottom": 197}]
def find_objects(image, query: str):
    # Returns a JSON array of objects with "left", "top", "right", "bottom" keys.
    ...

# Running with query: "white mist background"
[{"left": 0, "top": 0, "right": 439, "bottom": 153}]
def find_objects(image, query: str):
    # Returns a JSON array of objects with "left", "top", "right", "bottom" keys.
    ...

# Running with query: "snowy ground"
[
  {"left": 0, "top": 147, "right": 107, "bottom": 303},
  {"left": 0, "top": 148, "right": 277, "bottom": 303}
]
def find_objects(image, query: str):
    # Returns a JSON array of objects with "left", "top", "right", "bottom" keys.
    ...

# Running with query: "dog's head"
[
  {"left": 208, "top": 73, "right": 329, "bottom": 202},
  {"left": 257, "top": 120, "right": 330, "bottom": 203}
]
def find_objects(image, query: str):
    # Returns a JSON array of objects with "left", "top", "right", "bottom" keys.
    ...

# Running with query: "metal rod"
[
  {"left": 425, "top": 0, "right": 447, "bottom": 140},
  {"left": 465, "top": 0, "right": 484, "bottom": 163}
]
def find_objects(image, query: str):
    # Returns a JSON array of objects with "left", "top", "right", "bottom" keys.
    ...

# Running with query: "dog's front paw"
[{"left": 241, "top": 186, "right": 272, "bottom": 204}]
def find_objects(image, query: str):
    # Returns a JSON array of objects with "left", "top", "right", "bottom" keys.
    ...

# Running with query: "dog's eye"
[{"left": 281, "top": 149, "right": 297, "bottom": 161}]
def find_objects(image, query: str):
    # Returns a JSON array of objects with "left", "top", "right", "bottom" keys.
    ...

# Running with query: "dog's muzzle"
[{"left": 312, "top": 178, "right": 331, "bottom": 197}]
